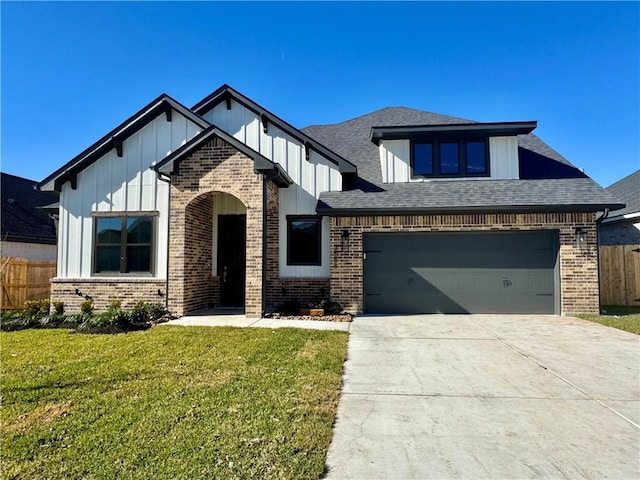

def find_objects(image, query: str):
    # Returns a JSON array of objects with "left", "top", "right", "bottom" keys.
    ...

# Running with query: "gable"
[
  {"left": 192, "top": 84, "right": 356, "bottom": 175},
  {"left": 39, "top": 95, "right": 209, "bottom": 192}
]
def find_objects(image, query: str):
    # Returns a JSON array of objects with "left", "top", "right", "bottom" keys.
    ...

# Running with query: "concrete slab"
[
  {"left": 469, "top": 316, "right": 640, "bottom": 401},
  {"left": 326, "top": 314, "right": 640, "bottom": 479},
  {"left": 163, "top": 315, "right": 350, "bottom": 331},
  {"left": 603, "top": 400, "right": 640, "bottom": 425},
  {"left": 343, "top": 337, "right": 588, "bottom": 398},
  {"left": 165, "top": 315, "right": 256, "bottom": 327},
  {"left": 252, "top": 318, "right": 350, "bottom": 332},
  {"left": 351, "top": 314, "right": 493, "bottom": 339},
  {"left": 326, "top": 395, "right": 639, "bottom": 480}
]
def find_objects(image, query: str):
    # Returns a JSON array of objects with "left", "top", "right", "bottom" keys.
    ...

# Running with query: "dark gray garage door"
[{"left": 364, "top": 231, "right": 558, "bottom": 314}]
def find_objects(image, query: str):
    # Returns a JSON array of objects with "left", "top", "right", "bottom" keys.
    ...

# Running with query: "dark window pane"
[
  {"left": 440, "top": 142, "right": 459, "bottom": 174},
  {"left": 127, "top": 217, "right": 152, "bottom": 243},
  {"left": 96, "top": 218, "right": 121, "bottom": 244},
  {"left": 96, "top": 246, "right": 121, "bottom": 272},
  {"left": 126, "top": 246, "right": 151, "bottom": 272},
  {"left": 289, "top": 219, "right": 320, "bottom": 265},
  {"left": 466, "top": 141, "right": 487, "bottom": 173},
  {"left": 413, "top": 143, "right": 433, "bottom": 175}
]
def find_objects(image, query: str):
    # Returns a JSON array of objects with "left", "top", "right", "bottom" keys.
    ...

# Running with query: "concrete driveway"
[{"left": 325, "top": 315, "right": 639, "bottom": 479}]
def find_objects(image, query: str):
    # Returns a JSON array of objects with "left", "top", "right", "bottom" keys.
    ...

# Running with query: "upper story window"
[
  {"left": 94, "top": 213, "right": 155, "bottom": 274},
  {"left": 411, "top": 138, "right": 489, "bottom": 178}
]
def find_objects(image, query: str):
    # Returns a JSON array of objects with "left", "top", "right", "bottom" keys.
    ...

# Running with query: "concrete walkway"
[
  {"left": 164, "top": 312, "right": 350, "bottom": 331},
  {"left": 325, "top": 314, "right": 640, "bottom": 479}
]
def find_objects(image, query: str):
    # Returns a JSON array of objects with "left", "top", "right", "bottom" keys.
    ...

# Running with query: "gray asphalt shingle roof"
[
  {"left": 302, "top": 106, "right": 618, "bottom": 214},
  {"left": 317, "top": 178, "right": 623, "bottom": 214},
  {"left": 605, "top": 170, "right": 639, "bottom": 217},
  {"left": 2, "top": 173, "right": 58, "bottom": 244}
]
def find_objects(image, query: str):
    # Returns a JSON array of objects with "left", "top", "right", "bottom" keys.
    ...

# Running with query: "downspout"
[
  {"left": 595, "top": 208, "right": 609, "bottom": 314},
  {"left": 156, "top": 171, "right": 172, "bottom": 311},
  {"left": 261, "top": 169, "right": 280, "bottom": 317}
]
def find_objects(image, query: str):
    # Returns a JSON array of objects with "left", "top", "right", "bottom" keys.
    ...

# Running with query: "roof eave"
[
  {"left": 153, "top": 126, "right": 292, "bottom": 188},
  {"left": 370, "top": 121, "right": 538, "bottom": 144},
  {"left": 316, "top": 203, "right": 623, "bottom": 217}
]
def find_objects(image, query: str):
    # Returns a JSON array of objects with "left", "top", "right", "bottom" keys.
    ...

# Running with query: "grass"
[
  {"left": 1, "top": 326, "right": 349, "bottom": 479},
  {"left": 577, "top": 306, "right": 640, "bottom": 335}
]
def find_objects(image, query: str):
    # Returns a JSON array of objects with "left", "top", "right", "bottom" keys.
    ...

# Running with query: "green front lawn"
[
  {"left": 577, "top": 306, "right": 640, "bottom": 335},
  {"left": 1, "top": 326, "right": 348, "bottom": 479}
]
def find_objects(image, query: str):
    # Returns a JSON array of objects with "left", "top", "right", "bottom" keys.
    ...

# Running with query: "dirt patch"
[{"left": 5, "top": 402, "right": 73, "bottom": 433}]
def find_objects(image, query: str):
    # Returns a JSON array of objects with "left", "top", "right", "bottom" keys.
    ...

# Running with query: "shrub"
[
  {"left": 77, "top": 308, "right": 130, "bottom": 333},
  {"left": 23, "top": 299, "right": 50, "bottom": 318},
  {"left": 129, "top": 300, "right": 169, "bottom": 324},
  {"left": 317, "top": 299, "right": 343, "bottom": 315},
  {"left": 80, "top": 299, "right": 94, "bottom": 315},
  {"left": 53, "top": 301, "right": 65, "bottom": 315},
  {"left": 1, "top": 310, "right": 36, "bottom": 331},
  {"left": 108, "top": 299, "right": 122, "bottom": 311}
]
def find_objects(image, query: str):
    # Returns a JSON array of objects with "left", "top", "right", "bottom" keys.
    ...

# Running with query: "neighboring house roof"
[
  {"left": 603, "top": 169, "right": 639, "bottom": 221},
  {"left": 1, "top": 173, "right": 58, "bottom": 244},
  {"left": 153, "top": 125, "right": 293, "bottom": 188},
  {"left": 192, "top": 84, "right": 357, "bottom": 174},
  {"left": 39, "top": 94, "right": 210, "bottom": 192}
]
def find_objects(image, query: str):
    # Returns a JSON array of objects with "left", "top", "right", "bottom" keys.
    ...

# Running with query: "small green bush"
[
  {"left": 23, "top": 299, "right": 50, "bottom": 318},
  {"left": 108, "top": 299, "right": 122, "bottom": 311},
  {"left": 317, "top": 299, "right": 343, "bottom": 315},
  {"left": 80, "top": 299, "right": 94, "bottom": 315},
  {"left": 129, "top": 300, "right": 168, "bottom": 324},
  {"left": 1, "top": 311, "right": 36, "bottom": 331},
  {"left": 53, "top": 301, "right": 65, "bottom": 315}
]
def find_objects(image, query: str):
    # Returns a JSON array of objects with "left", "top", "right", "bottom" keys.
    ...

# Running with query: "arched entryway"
[{"left": 182, "top": 191, "right": 247, "bottom": 313}]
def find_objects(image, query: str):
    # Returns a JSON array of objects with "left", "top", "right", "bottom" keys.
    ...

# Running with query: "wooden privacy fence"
[
  {"left": 599, "top": 245, "right": 640, "bottom": 306},
  {"left": 1, "top": 257, "right": 57, "bottom": 311}
]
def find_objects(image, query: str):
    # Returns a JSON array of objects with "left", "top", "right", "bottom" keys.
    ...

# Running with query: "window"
[
  {"left": 94, "top": 214, "right": 154, "bottom": 274},
  {"left": 412, "top": 138, "right": 488, "bottom": 178},
  {"left": 287, "top": 216, "right": 321, "bottom": 266}
]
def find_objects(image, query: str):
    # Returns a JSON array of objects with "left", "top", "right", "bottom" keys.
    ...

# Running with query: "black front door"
[{"left": 217, "top": 215, "right": 246, "bottom": 308}]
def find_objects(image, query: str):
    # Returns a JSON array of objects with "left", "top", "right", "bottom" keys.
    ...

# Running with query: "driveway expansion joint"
[{"left": 469, "top": 318, "right": 640, "bottom": 429}]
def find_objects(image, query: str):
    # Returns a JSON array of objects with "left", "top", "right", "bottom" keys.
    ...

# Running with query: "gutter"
[
  {"left": 595, "top": 208, "right": 610, "bottom": 224},
  {"left": 595, "top": 208, "right": 608, "bottom": 314}
]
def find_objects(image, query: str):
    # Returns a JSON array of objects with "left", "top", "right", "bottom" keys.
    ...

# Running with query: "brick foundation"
[
  {"left": 50, "top": 278, "right": 166, "bottom": 313},
  {"left": 330, "top": 212, "right": 599, "bottom": 316}
]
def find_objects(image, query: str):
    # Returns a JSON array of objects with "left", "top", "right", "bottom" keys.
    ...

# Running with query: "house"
[
  {"left": 39, "top": 85, "right": 623, "bottom": 317},
  {"left": 599, "top": 170, "right": 639, "bottom": 245},
  {"left": 1, "top": 172, "right": 58, "bottom": 261}
]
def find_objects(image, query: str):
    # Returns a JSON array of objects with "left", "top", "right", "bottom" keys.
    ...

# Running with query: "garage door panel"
[{"left": 364, "top": 231, "right": 558, "bottom": 314}]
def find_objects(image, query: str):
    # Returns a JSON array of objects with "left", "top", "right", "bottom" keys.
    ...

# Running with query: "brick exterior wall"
[
  {"left": 263, "top": 180, "right": 331, "bottom": 311},
  {"left": 599, "top": 220, "right": 640, "bottom": 246},
  {"left": 168, "top": 137, "right": 265, "bottom": 318},
  {"left": 330, "top": 212, "right": 599, "bottom": 316},
  {"left": 50, "top": 278, "right": 166, "bottom": 313}
]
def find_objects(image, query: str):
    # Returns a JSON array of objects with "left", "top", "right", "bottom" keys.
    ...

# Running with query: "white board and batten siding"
[
  {"left": 203, "top": 100, "right": 342, "bottom": 278},
  {"left": 379, "top": 137, "right": 520, "bottom": 183},
  {"left": 58, "top": 112, "right": 202, "bottom": 278}
]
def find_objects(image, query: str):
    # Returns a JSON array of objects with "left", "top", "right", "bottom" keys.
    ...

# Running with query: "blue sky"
[{"left": 2, "top": 1, "right": 638, "bottom": 188}]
